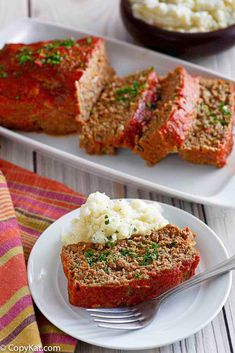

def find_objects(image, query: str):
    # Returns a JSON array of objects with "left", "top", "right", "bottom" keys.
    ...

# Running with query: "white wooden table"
[{"left": 1, "top": 1, "right": 235, "bottom": 352}]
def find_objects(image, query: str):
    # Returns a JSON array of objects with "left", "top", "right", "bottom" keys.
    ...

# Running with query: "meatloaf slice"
[
  {"left": 61, "top": 224, "right": 200, "bottom": 308},
  {"left": 179, "top": 78, "right": 235, "bottom": 167},
  {"left": 0, "top": 37, "right": 113, "bottom": 134},
  {"left": 78, "top": 67, "right": 158, "bottom": 154},
  {"left": 133, "top": 67, "right": 200, "bottom": 165}
]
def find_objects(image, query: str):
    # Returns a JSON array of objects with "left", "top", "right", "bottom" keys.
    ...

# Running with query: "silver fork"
[{"left": 86, "top": 255, "right": 235, "bottom": 330}]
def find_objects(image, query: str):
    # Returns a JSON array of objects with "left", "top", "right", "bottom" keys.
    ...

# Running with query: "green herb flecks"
[
  {"left": 115, "top": 81, "right": 145, "bottom": 104},
  {"left": 98, "top": 251, "right": 111, "bottom": 262},
  {"left": 140, "top": 243, "right": 159, "bottom": 266},
  {"left": 86, "top": 37, "right": 92, "bottom": 44},
  {"left": 210, "top": 113, "right": 229, "bottom": 127},
  {"left": 43, "top": 51, "right": 63, "bottom": 65},
  {"left": 104, "top": 215, "right": 110, "bottom": 225},
  {"left": 59, "top": 38, "right": 75, "bottom": 47},
  {"left": 120, "top": 248, "right": 138, "bottom": 258},
  {"left": 84, "top": 250, "right": 97, "bottom": 266},
  {"left": 17, "top": 39, "right": 75, "bottom": 66},
  {"left": 0, "top": 72, "right": 8, "bottom": 78},
  {"left": 134, "top": 273, "right": 142, "bottom": 279},
  {"left": 0, "top": 64, "right": 8, "bottom": 78},
  {"left": 107, "top": 241, "right": 115, "bottom": 248},
  {"left": 43, "top": 38, "right": 75, "bottom": 51},
  {"left": 17, "top": 47, "right": 33, "bottom": 65},
  {"left": 218, "top": 102, "right": 231, "bottom": 117},
  {"left": 85, "top": 249, "right": 111, "bottom": 266}
]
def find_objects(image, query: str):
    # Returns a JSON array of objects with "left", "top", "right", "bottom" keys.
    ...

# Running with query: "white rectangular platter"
[{"left": 0, "top": 19, "right": 235, "bottom": 208}]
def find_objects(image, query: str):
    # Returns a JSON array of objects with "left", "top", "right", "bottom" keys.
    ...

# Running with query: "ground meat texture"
[
  {"left": 61, "top": 224, "right": 200, "bottom": 308},
  {"left": 78, "top": 67, "right": 158, "bottom": 154},
  {"left": 133, "top": 67, "right": 200, "bottom": 165},
  {"left": 179, "top": 78, "right": 235, "bottom": 167},
  {"left": 0, "top": 37, "right": 113, "bottom": 134}
]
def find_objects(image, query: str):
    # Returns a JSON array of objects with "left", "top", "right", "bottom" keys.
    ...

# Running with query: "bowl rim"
[{"left": 121, "top": 0, "right": 235, "bottom": 38}]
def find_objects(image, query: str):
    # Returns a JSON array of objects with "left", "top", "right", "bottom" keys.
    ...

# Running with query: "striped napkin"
[{"left": 0, "top": 159, "right": 86, "bottom": 353}]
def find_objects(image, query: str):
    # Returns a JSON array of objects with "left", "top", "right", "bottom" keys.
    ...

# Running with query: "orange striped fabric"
[{"left": 0, "top": 159, "right": 86, "bottom": 352}]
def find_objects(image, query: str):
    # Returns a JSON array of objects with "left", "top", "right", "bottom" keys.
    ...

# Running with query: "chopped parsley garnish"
[
  {"left": 141, "top": 245, "right": 158, "bottom": 266},
  {"left": 0, "top": 64, "right": 8, "bottom": 78},
  {"left": 218, "top": 102, "right": 231, "bottom": 116},
  {"left": 43, "top": 38, "right": 75, "bottom": 50},
  {"left": 60, "top": 38, "right": 75, "bottom": 47},
  {"left": 120, "top": 248, "right": 138, "bottom": 258},
  {"left": 0, "top": 72, "right": 8, "bottom": 78},
  {"left": 152, "top": 242, "right": 159, "bottom": 249},
  {"left": 16, "top": 39, "right": 76, "bottom": 66},
  {"left": 17, "top": 48, "right": 33, "bottom": 65},
  {"left": 98, "top": 251, "right": 111, "bottom": 262},
  {"left": 134, "top": 273, "right": 142, "bottom": 279},
  {"left": 104, "top": 215, "right": 110, "bottom": 225},
  {"left": 115, "top": 81, "right": 145, "bottom": 103},
  {"left": 107, "top": 241, "right": 115, "bottom": 248},
  {"left": 120, "top": 248, "right": 129, "bottom": 256},
  {"left": 210, "top": 114, "right": 229, "bottom": 127},
  {"left": 43, "top": 51, "right": 63, "bottom": 65},
  {"left": 84, "top": 249, "right": 111, "bottom": 266},
  {"left": 86, "top": 37, "right": 92, "bottom": 44},
  {"left": 15, "top": 95, "right": 20, "bottom": 100},
  {"left": 84, "top": 250, "right": 96, "bottom": 266}
]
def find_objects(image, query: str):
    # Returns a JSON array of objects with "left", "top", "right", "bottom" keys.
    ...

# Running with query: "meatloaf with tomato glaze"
[
  {"left": 61, "top": 224, "right": 200, "bottom": 308},
  {"left": 133, "top": 67, "right": 200, "bottom": 165},
  {"left": 78, "top": 67, "right": 158, "bottom": 154},
  {"left": 179, "top": 78, "right": 235, "bottom": 167},
  {"left": 0, "top": 37, "right": 113, "bottom": 134}
]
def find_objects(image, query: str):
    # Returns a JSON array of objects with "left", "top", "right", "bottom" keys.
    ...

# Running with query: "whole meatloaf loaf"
[
  {"left": 78, "top": 67, "right": 158, "bottom": 154},
  {"left": 133, "top": 67, "right": 200, "bottom": 165},
  {"left": 179, "top": 78, "right": 235, "bottom": 167},
  {"left": 0, "top": 37, "right": 113, "bottom": 134},
  {"left": 61, "top": 224, "right": 200, "bottom": 308}
]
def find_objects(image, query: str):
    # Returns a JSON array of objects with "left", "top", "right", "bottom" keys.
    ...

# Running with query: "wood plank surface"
[{"left": 0, "top": 1, "right": 235, "bottom": 352}]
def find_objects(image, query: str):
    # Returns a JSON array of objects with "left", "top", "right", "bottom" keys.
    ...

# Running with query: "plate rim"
[
  {"left": 0, "top": 18, "right": 235, "bottom": 209},
  {"left": 27, "top": 200, "right": 232, "bottom": 350}
]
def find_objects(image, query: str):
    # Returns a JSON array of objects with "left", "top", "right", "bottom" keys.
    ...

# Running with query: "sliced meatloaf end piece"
[
  {"left": 61, "top": 224, "right": 200, "bottom": 308},
  {"left": 0, "top": 37, "right": 113, "bottom": 134},
  {"left": 134, "top": 67, "right": 200, "bottom": 165},
  {"left": 75, "top": 37, "right": 114, "bottom": 125},
  {"left": 78, "top": 67, "right": 158, "bottom": 154},
  {"left": 179, "top": 78, "right": 235, "bottom": 168}
]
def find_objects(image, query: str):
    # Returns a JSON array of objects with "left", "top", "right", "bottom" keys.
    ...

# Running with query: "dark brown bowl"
[{"left": 120, "top": 0, "right": 235, "bottom": 57}]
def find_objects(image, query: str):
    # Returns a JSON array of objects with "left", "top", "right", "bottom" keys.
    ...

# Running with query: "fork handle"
[{"left": 157, "top": 254, "right": 235, "bottom": 302}]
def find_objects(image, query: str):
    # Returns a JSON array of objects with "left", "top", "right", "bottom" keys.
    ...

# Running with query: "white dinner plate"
[
  {"left": 27, "top": 200, "right": 232, "bottom": 350},
  {"left": 0, "top": 19, "right": 235, "bottom": 208}
]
